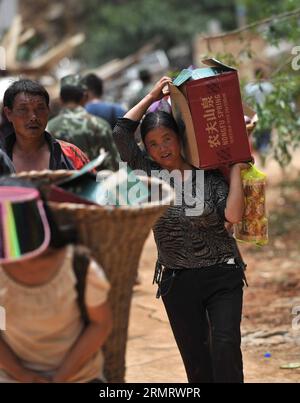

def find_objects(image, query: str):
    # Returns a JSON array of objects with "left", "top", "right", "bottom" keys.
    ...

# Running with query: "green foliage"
[
  {"left": 77, "top": 0, "right": 236, "bottom": 65},
  {"left": 237, "top": 0, "right": 300, "bottom": 166},
  {"left": 240, "top": 0, "right": 300, "bottom": 44},
  {"left": 67, "top": 0, "right": 300, "bottom": 166},
  {"left": 249, "top": 74, "right": 300, "bottom": 167}
]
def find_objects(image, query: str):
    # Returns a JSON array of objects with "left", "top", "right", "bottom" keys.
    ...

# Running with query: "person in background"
[
  {"left": 113, "top": 76, "right": 249, "bottom": 383},
  {"left": 2, "top": 79, "right": 89, "bottom": 173},
  {"left": 129, "top": 69, "right": 153, "bottom": 108},
  {"left": 48, "top": 74, "right": 119, "bottom": 171},
  {"left": 0, "top": 177, "right": 112, "bottom": 383},
  {"left": 244, "top": 68, "right": 273, "bottom": 156},
  {"left": 83, "top": 73, "right": 126, "bottom": 130}
]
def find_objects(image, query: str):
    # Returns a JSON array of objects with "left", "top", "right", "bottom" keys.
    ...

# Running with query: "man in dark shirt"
[
  {"left": 2, "top": 79, "right": 89, "bottom": 173},
  {"left": 0, "top": 148, "right": 14, "bottom": 175}
]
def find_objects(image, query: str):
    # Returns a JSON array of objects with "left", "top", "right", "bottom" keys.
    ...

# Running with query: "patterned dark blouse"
[{"left": 113, "top": 118, "right": 240, "bottom": 270}]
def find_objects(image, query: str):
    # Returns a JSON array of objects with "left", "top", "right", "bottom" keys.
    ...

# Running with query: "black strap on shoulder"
[{"left": 72, "top": 246, "right": 91, "bottom": 326}]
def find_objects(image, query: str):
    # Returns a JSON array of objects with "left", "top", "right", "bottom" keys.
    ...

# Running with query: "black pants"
[{"left": 160, "top": 263, "right": 244, "bottom": 383}]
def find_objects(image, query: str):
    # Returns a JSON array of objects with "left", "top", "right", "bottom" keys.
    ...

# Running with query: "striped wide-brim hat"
[{"left": 0, "top": 187, "right": 50, "bottom": 263}]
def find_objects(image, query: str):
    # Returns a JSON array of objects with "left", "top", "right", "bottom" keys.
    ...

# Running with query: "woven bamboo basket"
[{"left": 15, "top": 170, "right": 174, "bottom": 383}]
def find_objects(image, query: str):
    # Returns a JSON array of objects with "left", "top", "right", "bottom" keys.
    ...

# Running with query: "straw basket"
[{"left": 15, "top": 170, "right": 174, "bottom": 383}]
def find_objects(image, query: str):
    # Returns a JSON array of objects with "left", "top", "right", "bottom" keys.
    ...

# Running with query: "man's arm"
[{"left": 225, "top": 163, "right": 249, "bottom": 224}]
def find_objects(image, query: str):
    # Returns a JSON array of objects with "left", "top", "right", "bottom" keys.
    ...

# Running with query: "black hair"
[
  {"left": 3, "top": 79, "right": 50, "bottom": 109},
  {"left": 139, "top": 69, "right": 151, "bottom": 83},
  {"left": 0, "top": 148, "right": 14, "bottom": 175},
  {"left": 0, "top": 177, "right": 77, "bottom": 248},
  {"left": 0, "top": 106, "right": 13, "bottom": 136},
  {"left": 60, "top": 85, "right": 85, "bottom": 104},
  {"left": 82, "top": 73, "right": 103, "bottom": 97},
  {"left": 140, "top": 111, "right": 183, "bottom": 146}
]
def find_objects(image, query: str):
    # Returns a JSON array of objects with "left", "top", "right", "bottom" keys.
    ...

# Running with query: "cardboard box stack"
[{"left": 169, "top": 59, "right": 252, "bottom": 169}]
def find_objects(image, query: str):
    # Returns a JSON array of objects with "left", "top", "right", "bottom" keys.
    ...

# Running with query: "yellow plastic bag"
[{"left": 234, "top": 164, "right": 268, "bottom": 246}]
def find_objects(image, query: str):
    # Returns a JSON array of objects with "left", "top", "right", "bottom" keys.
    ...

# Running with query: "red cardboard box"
[{"left": 169, "top": 59, "right": 252, "bottom": 169}]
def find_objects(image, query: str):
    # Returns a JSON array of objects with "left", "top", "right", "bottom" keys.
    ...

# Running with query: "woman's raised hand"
[
  {"left": 124, "top": 76, "right": 172, "bottom": 121},
  {"left": 149, "top": 76, "right": 172, "bottom": 102}
]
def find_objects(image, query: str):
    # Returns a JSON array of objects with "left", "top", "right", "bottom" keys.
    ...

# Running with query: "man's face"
[{"left": 4, "top": 92, "right": 49, "bottom": 139}]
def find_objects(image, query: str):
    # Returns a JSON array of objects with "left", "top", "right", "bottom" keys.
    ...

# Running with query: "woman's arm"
[
  {"left": 224, "top": 163, "right": 249, "bottom": 224},
  {"left": 0, "top": 335, "right": 49, "bottom": 382},
  {"left": 113, "top": 77, "right": 172, "bottom": 173},
  {"left": 52, "top": 301, "right": 112, "bottom": 382},
  {"left": 124, "top": 76, "right": 172, "bottom": 121}
]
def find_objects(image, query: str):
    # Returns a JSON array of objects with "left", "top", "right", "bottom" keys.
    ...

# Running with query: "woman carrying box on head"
[{"left": 112, "top": 76, "right": 249, "bottom": 383}]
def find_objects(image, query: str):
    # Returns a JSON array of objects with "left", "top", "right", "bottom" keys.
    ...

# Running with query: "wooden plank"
[
  {"left": 92, "top": 41, "right": 158, "bottom": 80},
  {"left": 19, "top": 28, "right": 35, "bottom": 45},
  {"left": 5, "top": 15, "right": 22, "bottom": 69},
  {"left": 29, "top": 33, "right": 85, "bottom": 70}
]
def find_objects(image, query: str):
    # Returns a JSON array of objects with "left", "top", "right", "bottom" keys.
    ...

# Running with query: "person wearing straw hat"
[
  {"left": 0, "top": 178, "right": 112, "bottom": 383},
  {"left": 2, "top": 79, "right": 90, "bottom": 173},
  {"left": 113, "top": 76, "right": 249, "bottom": 383}
]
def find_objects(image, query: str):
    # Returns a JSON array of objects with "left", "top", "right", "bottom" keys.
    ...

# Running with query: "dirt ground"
[{"left": 125, "top": 151, "right": 300, "bottom": 383}]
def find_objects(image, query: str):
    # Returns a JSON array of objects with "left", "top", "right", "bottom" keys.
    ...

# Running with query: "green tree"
[
  {"left": 77, "top": 0, "right": 236, "bottom": 65},
  {"left": 77, "top": 0, "right": 300, "bottom": 166},
  {"left": 238, "top": 1, "right": 300, "bottom": 166}
]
